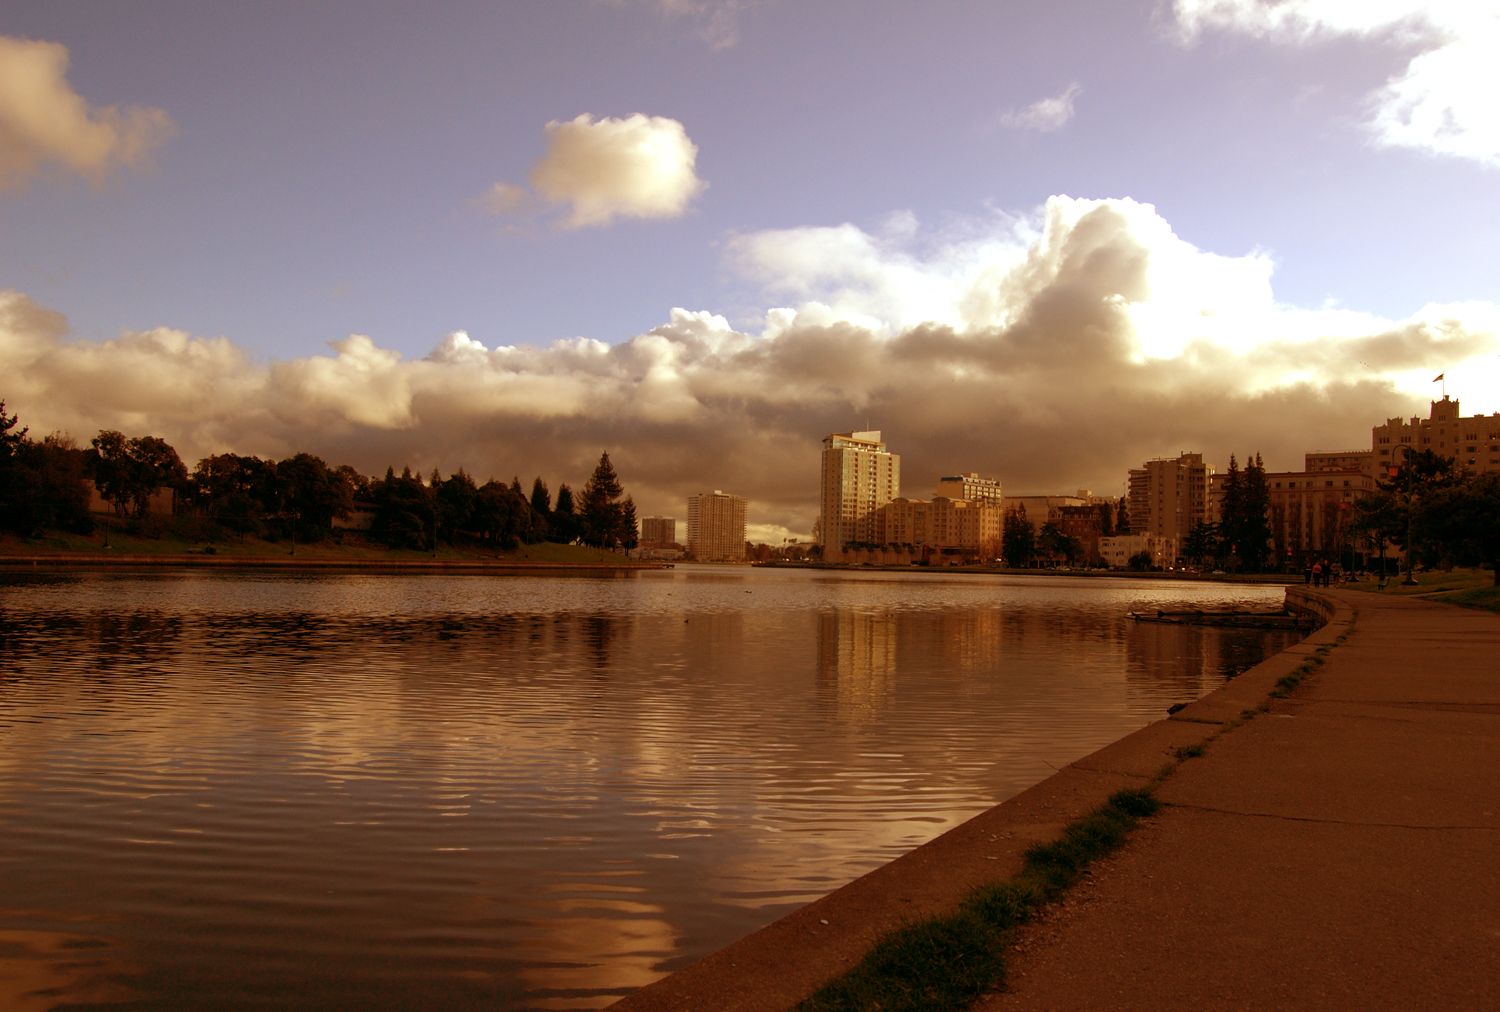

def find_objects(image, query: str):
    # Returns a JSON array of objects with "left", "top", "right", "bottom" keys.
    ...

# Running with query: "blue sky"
[{"left": 2, "top": 1, "right": 1497, "bottom": 537}]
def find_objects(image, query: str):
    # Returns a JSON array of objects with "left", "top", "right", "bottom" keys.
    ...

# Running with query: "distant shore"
[{"left": 0, "top": 531, "right": 664, "bottom": 573}]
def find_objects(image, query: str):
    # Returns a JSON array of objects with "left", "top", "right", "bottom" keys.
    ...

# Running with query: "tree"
[
  {"left": 1217, "top": 454, "right": 1243, "bottom": 564},
  {"left": 435, "top": 468, "right": 478, "bottom": 542},
  {"left": 1349, "top": 492, "right": 1403, "bottom": 572},
  {"left": 470, "top": 479, "right": 542, "bottom": 550},
  {"left": 1038, "top": 521, "right": 1075, "bottom": 565},
  {"left": 1413, "top": 472, "right": 1500, "bottom": 581},
  {"left": 1097, "top": 501, "right": 1114, "bottom": 538},
  {"left": 1002, "top": 509, "right": 1034, "bottom": 568},
  {"left": 0, "top": 400, "right": 28, "bottom": 463},
  {"left": 371, "top": 466, "right": 434, "bottom": 550},
  {"left": 551, "top": 482, "right": 581, "bottom": 544},
  {"left": 0, "top": 429, "right": 92, "bottom": 537},
  {"left": 1183, "top": 520, "right": 1221, "bottom": 568},
  {"left": 1239, "top": 453, "right": 1272, "bottom": 570},
  {"left": 1127, "top": 550, "right": 1154, "bottom": 572},
  {"left": 530, "top": 477, "right": 550, "bottom": 515},
  {"left": 579, "top": 452, "right": 631, "bottom": 549},
  {"left": 87, "top": 431, "right": 187, "bottom": 516},
  {"left": 1378, "top": 447, "right": 1463, "bottom": 567},
  {"left": 274, "top": 453, "right": 351, "bottom": 538},
  {"left": 618, "top": 495, "right": 638, "bottom": 551},
  {"left": 1115, "top": 498, "right": 1131, "bottom": 535}
]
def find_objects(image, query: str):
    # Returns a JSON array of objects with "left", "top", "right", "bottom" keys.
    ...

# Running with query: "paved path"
[{"left": 984, "top": 589, "right": 1500, "bottom": 1011}]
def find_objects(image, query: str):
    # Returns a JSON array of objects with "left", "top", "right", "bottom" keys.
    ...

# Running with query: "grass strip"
[{"left": 795, "top": 788, "right": 1161, "bottom": 1012}]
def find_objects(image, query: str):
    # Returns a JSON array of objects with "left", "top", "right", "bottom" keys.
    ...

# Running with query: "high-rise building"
[
  {"left": 639, "top": 516, "right": 677, "bottom": 546},
  {"left": 934, "top": 472, "right": 1002, "bottom": 506},
  {"left": 819, "top": 431, "right": 900, "bottom": 552},
  {"left": 1127, "top": 452, "right": 1212, "bottom": 540},
  {"left": 1371, "top": 397, "right": 1500, "bottom": 474},
  {"left": 686, "top": 491, "right": 747, "bottom": 562}
]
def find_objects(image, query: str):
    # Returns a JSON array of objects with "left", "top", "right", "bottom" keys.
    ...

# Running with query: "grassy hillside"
[{"left": 0, "top": 521, "right": 641, "bottom": 566}]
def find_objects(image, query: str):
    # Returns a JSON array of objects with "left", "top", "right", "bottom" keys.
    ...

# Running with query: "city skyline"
[{"left": 2, "top": 2, "right": 1498, "bottom": 543}]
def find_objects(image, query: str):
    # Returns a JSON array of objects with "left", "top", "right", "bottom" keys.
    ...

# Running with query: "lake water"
[{"left": 0, "top": 566, "right": 1299, "bottom": 1011}]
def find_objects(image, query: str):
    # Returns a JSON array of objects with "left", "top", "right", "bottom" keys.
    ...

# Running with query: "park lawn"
[
  {"left": 1, "top": 527, "right": 641, "bottom": 565},
  {"left": 1345, "top": 567, "right": 1498, "bottom": 612}
]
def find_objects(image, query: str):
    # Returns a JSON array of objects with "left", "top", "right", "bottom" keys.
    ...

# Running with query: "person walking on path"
[
  {"left": 1303, "top": 560, "right": 1313, "bottom": 585},
  {"left": 1310, "top": 559, "right": 1323, "bottom": 586}
]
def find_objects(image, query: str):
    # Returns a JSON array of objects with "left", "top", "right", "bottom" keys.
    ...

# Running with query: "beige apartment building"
[
  {"left": 1371, "top": 397, "right": 1500, "bottom": 474},
  {"left": 1128, "top": 453, "right": 1212, "bottom": 540},
  {"left": 686, "top": 491, "right": 747, "bottom": 562},
  {"left": 934, "top": 472, "right": 1003, "bottom": 507},
  {"left": 874, "top": 497, "right": 1003, "bottom": 562},
  {"left": 819, "top": 431, "right": 900, "bottom": 552}
]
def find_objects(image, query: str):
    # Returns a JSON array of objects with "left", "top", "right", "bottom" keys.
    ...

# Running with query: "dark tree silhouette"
[{"left": 579, "top": 453, "right": 631, "bottom": 549}]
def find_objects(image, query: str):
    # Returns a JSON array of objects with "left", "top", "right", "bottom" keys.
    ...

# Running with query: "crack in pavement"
[{"left": 1164, "top": 801, "right": 1496, "bottom": 831}]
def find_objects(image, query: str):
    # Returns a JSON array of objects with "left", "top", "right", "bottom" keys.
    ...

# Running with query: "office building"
[
  {"left": 819, "top": 431, "right": 900, "bottom": 552},
  {"left": 687, "top": 491, "right": 747, "bottom": 562}
]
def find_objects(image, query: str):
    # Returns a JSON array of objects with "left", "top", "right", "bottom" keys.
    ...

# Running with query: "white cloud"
[
  {"left": 0, "top": 34, "right": 174, "bottom": 190},
  {"left": 482, "top": 113, "right": 706, "bottom": 228},
  {"left": 655, "top": 0, "right": 761, "bottom": 50},
  {"left": 998, "top": 84, "right": 1083, "bottom": 132},
  {"left": 4, "top": 196, "right": 1496, "bottom": 538},
  {"left": 1173, "top": 1, "right": 1500, "bottom": 166}
]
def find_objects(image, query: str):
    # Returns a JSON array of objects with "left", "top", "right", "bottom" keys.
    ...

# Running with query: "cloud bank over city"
[
  {"left": 4, "top": 196, "right": 1495, "bottom": 541},
  {"left": 0, "top": 34, "right": 174, "bottom": 190}
]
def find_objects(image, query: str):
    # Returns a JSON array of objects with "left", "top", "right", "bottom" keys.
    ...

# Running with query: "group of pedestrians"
[{"left": 1304, "top": 558, "right": 1339, "bottom": 587}]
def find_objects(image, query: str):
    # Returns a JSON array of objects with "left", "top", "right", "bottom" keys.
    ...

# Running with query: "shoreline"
[
  {"left": 0, "top": 552, "right": 667, "bottom": 574},
  {"left": 608, "top": 586, "right": 1345, "bottom": 1011}
]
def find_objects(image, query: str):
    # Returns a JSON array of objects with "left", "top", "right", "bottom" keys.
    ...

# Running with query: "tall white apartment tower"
[{"left": 820, "top": 431, "right": 901, "bottom": 551}]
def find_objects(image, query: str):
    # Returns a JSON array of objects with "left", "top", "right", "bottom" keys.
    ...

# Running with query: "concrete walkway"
[
  {"left": 985, "top": 589, "right": 1500, "bottom": 1010},
  {"left": 613, "top": 589, "right": 1499, "bottom": 1011}
]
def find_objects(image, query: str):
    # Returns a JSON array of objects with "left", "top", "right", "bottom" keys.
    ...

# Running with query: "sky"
[{"left": 1, "top": 0, "right": 1498, "bottom": 541}]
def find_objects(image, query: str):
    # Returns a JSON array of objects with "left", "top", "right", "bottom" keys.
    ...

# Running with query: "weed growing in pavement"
[
  {"left": 1173, "top": 743, "right": 1206, "bottom": 760},
  {"left": 796, "top": 789, "right": 1162, "bottom": 1012}
]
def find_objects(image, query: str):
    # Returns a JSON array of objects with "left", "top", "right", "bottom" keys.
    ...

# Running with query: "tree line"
[{"left": 0, "top": 401, "right": 638, "bottom": 551}]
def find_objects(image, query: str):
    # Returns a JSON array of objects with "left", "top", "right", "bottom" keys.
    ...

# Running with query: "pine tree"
[
  {"left": 580, "top": 452, "right": 626, "bottom": 549},
  {"left": 619, "top": 495, "right": 638, "bottom": 550},
  {"left": 1219, "top": 455, "right": 1243, "bottom": 564},
  {"left": 1241, "top": 453, "right": 1273, "bottom": 570},
  {"left": 530, "top": 477, "right": 550, "bottom": 515},
  {"left": 551, "top": 482, "right": 580, "bottom": 544},
  {"left": 1115, "top": 497, "right": 1131, "bottom": 535}
]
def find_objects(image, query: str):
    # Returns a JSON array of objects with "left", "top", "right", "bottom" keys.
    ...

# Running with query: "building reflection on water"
[{"left": 0, "top": 570, "right": 1299, "bottom": 1012}]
